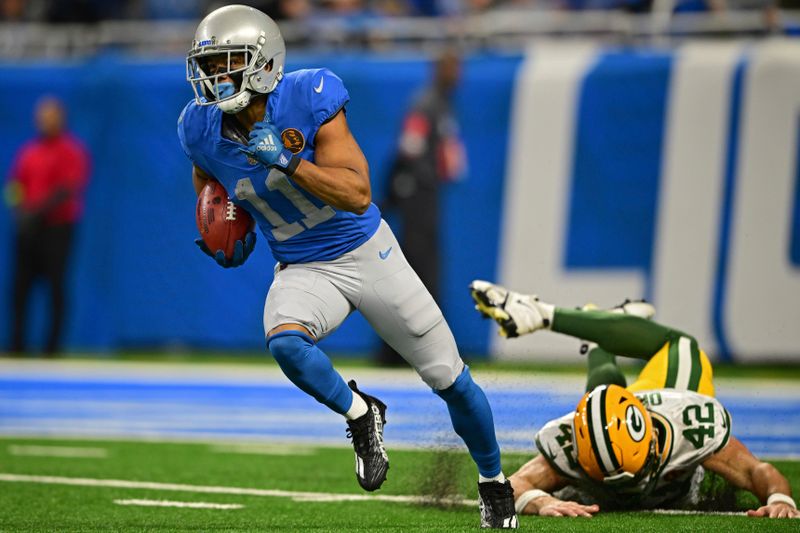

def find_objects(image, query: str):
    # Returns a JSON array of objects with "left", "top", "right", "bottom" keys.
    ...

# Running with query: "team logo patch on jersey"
[
  {"left": 626, "top": 405, "right": 647, "bottom": 442},
  {"left": 281, "top": 128, "right": 305, "bottom": 154}
]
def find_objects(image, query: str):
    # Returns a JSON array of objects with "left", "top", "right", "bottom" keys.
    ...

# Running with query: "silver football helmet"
[{"left": 186, "top": 4, "right": 285, "bottom": 114}]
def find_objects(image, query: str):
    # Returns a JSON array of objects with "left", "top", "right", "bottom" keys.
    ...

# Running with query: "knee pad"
[
  {"left": 267, "top": 331, "right": 315, "bottom": 368},
  {"left": 408, "top": 330, "right": 463, "bottom": 390},
  {"left": 433, "top": 364, "right": 472, "bottom": 400},
  {"left": 420, "top": 361, "right": 463, "bottom": 391}
]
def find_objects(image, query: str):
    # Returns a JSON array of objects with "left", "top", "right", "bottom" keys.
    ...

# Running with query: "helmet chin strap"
[{"left": 218, "top": 90, "right": 252, "bottom": 114}]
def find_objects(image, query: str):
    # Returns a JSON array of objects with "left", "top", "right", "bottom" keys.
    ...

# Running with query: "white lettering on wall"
[
  {"left": 726, "top": 40, "right": 800, "bottom": 361},
  {"left": 495, "top": 43, "right": 644, "bottom": 361}
]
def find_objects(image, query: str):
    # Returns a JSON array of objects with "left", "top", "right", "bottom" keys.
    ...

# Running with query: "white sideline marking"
[
  {"left": 209, "top": 444, "right": 316, "bottom": 456},
  {"left": 0, "top": 473, "right": 775, "bottom": 515},
  {"left": 0, "top": 473, "right": 478, "bottom": 506},
  {"left": 114, "top": 498, "right": 243, "bottom": 510},
  {"left": 8, "top": 445, "right": 107, "bottom": 458}
]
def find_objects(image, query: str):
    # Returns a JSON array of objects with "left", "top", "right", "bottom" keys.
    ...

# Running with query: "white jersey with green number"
[{"left": 534, "top": 389, "right": 732, "bottom": 509}]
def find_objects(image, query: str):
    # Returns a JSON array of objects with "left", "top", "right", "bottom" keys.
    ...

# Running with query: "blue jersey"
[{"left": 177, "top": 68, "right": 381, "bottom": 264}]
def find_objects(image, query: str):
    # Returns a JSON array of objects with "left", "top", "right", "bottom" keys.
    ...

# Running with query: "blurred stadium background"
[
  {"left": 0, "top": 0, "right": 799, "bottom": 529},
  {"left": 0, "top": 1, "right": 798, "bottom": 361}
]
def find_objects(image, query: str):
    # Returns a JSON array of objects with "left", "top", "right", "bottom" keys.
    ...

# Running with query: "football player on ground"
[
  {"left": 176, "top": 6, "right": 517, "bottom": 528},
  {"left": 467, "top": 280, "right": 799, "bottom": 519}
]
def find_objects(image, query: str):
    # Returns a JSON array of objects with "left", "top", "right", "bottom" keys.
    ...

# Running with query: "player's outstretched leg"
[
  {"left": 267, "top": 331, "right": 389, "bottom": 491},
  {"left": 350, "top": 223, "right": 515, "bottom": 522},
  {"left": 578, "top": 300, "right": 655, "bottom": 355},
  {"left": 435, "top": 367, "right": 518, "bottom": 529},
  {"left": 551, "top": 306, "right": 677, "bottom": 360},
  {"left": 469, "top": 280, "right": 681, "bottom": 361}
]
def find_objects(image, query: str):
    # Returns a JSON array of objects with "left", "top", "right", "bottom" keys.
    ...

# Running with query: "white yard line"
[
  {"left": 209, "top": 444, "right": 317, "bottom": 456},
  {"left": 0, "top": 473, "right": 479, "bottom": 506},
  {"left": 0, "top": 473, "right": 785, "bottom": 515},
  {"left": 114, "top": 499, "right": 243, "bottom": 510},
  {"left": 7, "top": 445, "right": 108, "bottom": 458}
]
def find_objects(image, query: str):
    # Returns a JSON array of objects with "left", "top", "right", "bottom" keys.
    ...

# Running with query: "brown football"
[{"left": 196, "top": 180, "right": 254, "bottom": 260}]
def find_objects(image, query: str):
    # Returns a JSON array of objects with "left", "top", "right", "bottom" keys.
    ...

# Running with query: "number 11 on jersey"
[{"left": 235, "top": 170, "right": 335, "bottom": 242}]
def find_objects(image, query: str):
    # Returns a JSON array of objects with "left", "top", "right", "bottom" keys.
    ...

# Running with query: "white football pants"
[{"left": 263, "top": 219, "right": 464, "bottom": 390}]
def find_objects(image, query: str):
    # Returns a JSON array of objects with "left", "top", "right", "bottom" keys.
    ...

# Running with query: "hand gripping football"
[{"left": 196, "top": 180, "right": 254, "bottom": 260}]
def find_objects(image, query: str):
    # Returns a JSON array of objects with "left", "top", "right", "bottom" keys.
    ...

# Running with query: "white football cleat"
[
  {"left": 579, "top": 299, "right": 656, "bottom": 354},
  {"left": 612, "top": 299, "right": 656, "bottom": 320},
  {"left": 581, "top": 299, "right": 656, "bottom": 320},
  {"left": 469, "top": 280, "right": 551, "bottom": 338}
]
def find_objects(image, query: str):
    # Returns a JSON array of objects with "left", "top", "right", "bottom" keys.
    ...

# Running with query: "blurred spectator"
[
  {"left": 323, "top": 0, "right": 367, "bottom": 13},
  {"left": 139, "top": 0, "right": 201, "bottom": 19},
  {"left": 1, "top": 0, "right": 24, "bottom": 20},
  {"left": 44, "top": 0, "right": 101, "bottom": 23},
  {"left": 1, "top": 0, "right": 43, "bottom": 21},
  {"left": 280, "top": 0, "right": 313, "bottom": 19},
  {"left": 204, "top": 0, "right": 311, "bottom": 21},
  {"left": 377, "top": 50, "right": 466, "bottom": 366},
  {"left": 5, "top": 97, "right": 90, "bottom": 356},
  {"left": 1, "top": 0, "right": 127, "bottom": 22}
]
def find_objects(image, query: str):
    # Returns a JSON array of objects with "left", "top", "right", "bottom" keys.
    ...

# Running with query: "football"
[{"left": 196, "top": 180, "right": 254, "bottom": 260}]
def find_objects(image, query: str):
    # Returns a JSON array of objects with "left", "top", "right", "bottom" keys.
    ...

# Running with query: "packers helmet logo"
[
  {"left": 281, "top": 128, "right": 305, "bottom": 154},
  {"left": 626, "top": 404, "right": 646, "bottom": 442}
]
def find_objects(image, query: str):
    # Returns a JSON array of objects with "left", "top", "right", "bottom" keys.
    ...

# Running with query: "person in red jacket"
[{"left": 5, "top": 96, "right": 90, "bottom": 355}]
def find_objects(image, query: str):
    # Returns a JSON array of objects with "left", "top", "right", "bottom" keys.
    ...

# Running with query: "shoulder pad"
[
  {"left": 177, "top": 99, "right": 214, "bottom": 162},
  {"left": 658, "top": 391, "right": 733, "bottom": 466},
  {"left": 290, "top": 68, "right": 350, "bottom": 129},
  {"left": 177, "top": 99, "right": 198, "bottom": 159},
  {"left": 535, "top": 414, "right": 582, "bottom": 480}
]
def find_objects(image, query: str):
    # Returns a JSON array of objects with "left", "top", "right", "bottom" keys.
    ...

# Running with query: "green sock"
[
  {"left": 552, "top": 308, "right": 681, "bottom": 360},
  {"left": 585, "top": 347, "right": 627, "bottom": 392}
]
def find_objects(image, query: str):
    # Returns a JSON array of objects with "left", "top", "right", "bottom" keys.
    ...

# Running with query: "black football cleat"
[
  {"left": 478, "top": 480, "right": 519, "bottom": 529},
  {"left": 346, "top": 380, "right": 389, "bottom": 491}
]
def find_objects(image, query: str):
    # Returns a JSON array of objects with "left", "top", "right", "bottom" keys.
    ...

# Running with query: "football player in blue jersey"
[{"left": 177, "top": 5, "right": 517, "bottom": 528}]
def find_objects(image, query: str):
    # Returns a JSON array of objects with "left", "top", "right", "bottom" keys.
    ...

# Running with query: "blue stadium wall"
[{"left": 0, "top": 41, "right": 797, "bottom": 362}]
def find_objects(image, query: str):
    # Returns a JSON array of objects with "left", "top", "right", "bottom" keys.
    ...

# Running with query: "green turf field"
[{"left": 1, "top": 436, "right": 797, "bottom": 532}]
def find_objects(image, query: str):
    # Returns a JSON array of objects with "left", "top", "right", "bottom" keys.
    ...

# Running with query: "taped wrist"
[
  {"left": 767, "top": 493, "right": 797, "bottom": 509},
  {"left": 515, "top": 489, "right": 550, "bottom": 514},
  {"left": 275, "top": 149, "right": 301, "bottom": 177}
]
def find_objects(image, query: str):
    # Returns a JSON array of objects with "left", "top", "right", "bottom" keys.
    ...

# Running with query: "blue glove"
[
  {"left": 239, "top": 121, "right": 301, "bottom": 176},
  {"left": 194, "top": 231, "right": 257, "bottom": 268}
]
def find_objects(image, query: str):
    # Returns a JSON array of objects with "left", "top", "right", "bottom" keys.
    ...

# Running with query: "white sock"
[
  {"left": 344, "top": 392, "right": 369, "bottom": 420},
  {"left": 479, "top": 472, "right": 506, "bottom": 484},
  {"left": 538, "top": 301, "right": 555, "bottom": 329}
]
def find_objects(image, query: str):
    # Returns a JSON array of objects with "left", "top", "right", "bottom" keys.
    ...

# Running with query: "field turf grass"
[{"left": 1, "top": 436, "right": 798, "bottom": 532}]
